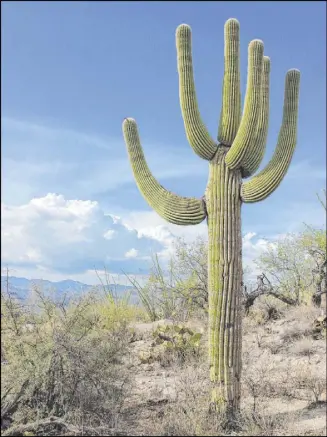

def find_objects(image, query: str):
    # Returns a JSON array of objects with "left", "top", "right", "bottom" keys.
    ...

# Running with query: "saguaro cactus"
[{"left": 122, "top": 18, "right": 300, "bottom": 416}]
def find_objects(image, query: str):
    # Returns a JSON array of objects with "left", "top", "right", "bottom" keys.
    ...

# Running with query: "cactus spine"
[{"left": 122, "top": 18, "right": 300, "bottom": 416}]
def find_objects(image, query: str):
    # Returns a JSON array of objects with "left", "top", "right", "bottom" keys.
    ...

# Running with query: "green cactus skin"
[
  {"left": 218, "top": 19, "right": 241, "bottom": 146},
  {"left": 206, "top": 146, "right": 243, "bottom": 412},
  {"left": 122, "top": 18, "right": 300, "bottom": 415}
]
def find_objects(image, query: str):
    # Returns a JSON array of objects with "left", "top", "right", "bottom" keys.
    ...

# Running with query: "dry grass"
[{"left": 145, "top": 360, "right": 294, "bottom": 436}]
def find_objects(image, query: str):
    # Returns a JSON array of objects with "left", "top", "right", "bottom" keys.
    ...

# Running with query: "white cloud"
[
  {"left": 1, "top": 193, "right": 275, "bottom": 285},
  {"left": 103, "top": 230, "right": 116, "bottom": 240},
  {"left": 121, "top": 211, "right": 273, "bottom": 278},
  {"left": 243, "top": 232, "right": 257, "bottom": 243},
  {"left": 242, "top": 232, "right": 272, "bottom": 279},
  {"left": 120, "top": 210, "right": 208, "bottom": 264},
  {"left": 125, "top": 248, "right": 138, "bottom": 258},
  {"left": 3, "top": 184, "right": 325, "bottom": 287},
  {"left": 1, "top": 194, "right": 163, "bottom": 276}
]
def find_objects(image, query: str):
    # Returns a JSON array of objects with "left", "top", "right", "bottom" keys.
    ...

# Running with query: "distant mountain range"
[{"left": 1, "top": 275, "right": 138, "bottom": 303}]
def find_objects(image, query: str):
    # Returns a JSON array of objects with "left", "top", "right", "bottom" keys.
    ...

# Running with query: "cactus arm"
[
  {"left": 224, "top": 40, "right": 264, "bottom": 172},
  {"left": 241, "top": 69, "right": 300, "bottom": 203},
  {"left": 241, "top": 56, "right": 271, "bottom": 177},
  {"left": 176, "top": 24, "right": 218, "bottom": 160},
  {"left": 122, "top": 118, "right": 207, "bottom": 225},
  {"left": 218, "top": 18, "right": 241, "bottom": 146}
]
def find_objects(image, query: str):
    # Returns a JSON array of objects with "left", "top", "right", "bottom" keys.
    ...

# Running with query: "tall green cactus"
[{"left": 122, "top": 18, "right": 300, "bottom": 416}]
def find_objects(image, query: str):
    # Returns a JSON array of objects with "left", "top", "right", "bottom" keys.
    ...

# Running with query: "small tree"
[
  {"left": 302, "top": 189, "right": 327, "bottom": 308},
  {"left": 254, "top": 226, "right": 326, "bottom": 308},
  {"left": 255, "top": 234, "right": 314, "bottom": 306}
]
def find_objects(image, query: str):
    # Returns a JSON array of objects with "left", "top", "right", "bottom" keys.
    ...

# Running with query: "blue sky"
[{"left": 1, "top": 1, "right": 326, "bottom": 284}]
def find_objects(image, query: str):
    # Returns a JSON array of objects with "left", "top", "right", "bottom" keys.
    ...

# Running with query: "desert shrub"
[
  {"left": 278, "top": 305, "right": 321, "bottom": 342},
  {"left": 242, "top": 350, "right": 276, "bottom": 412},
  {"left": 246, "top": 296, "right": 286, "bottom": 326},
  {"left": 93, "top": 294, "right": 148, "bottom": 329},
  {"left": 247, "top": 306, "right": 267, "bottom": 325},
  {"left": 262, "top": 361, "right": 326, "bottom": 405},
  {"left": 279, "top": 322, "right": 312, "bottom": 343},
  {"left": 288, "top": 363, "right": 326, "bottom": 404},
  {"left": 152, "top": 363, "right": 223, "bottom": 436},
  {"left": 1, "top": 286, "right": 130, "bottom": 435},
  {"left": 262, "top": 338, "right": 284, "bottom": 355},
  {"left": 284, "top": 304, "right": 322, "bottom": 324},
  {"left": 288, "top": 337, "right": 317, "bottom": 357},
  {"left": 239, "top": 410, "right": 291, "bottom": 437}
]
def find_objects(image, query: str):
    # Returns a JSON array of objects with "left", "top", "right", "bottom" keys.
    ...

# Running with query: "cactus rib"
[
  {"left": 241, "top": 69, "right": 300, "bottom": 202},
  {"left": 176, "top": 24, "right": 218, "bottom": 160},
  {"left": 122, "top": 118, "right": 207, "bottom": 225},
  {"left": 242, "top": 56, "right": 271, "bottom": 177},
  {"left": 225, "top": 40, "right": 264, "bottom": 172},
  {"left": 218, "top": 18, "right": 241, "bottom": 146}
]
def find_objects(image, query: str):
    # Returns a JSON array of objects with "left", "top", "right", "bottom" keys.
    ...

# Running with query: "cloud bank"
[
  {"left": 2, "top": 193, "right": 277, "bottom": 285},
  {"left": 1, "top": 194, "right": 163, "bottom": 277}
]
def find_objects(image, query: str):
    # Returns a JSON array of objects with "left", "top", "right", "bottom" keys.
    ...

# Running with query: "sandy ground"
[{"left": 118, "top": 315, "right": 326, "bottom": 436}]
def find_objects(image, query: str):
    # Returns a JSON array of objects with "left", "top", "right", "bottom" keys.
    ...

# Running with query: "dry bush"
[
  {"left": 288, "top": 337, "right": 317, "bottom": 358},
  {"left": 242, "top": 336, "right": 300, "bottom": 402},
  {"left": 250, "top": 327, "right": 284, "bottom": 354},
  {"left": 1, "top": 287, "right": 131, "bottom": 435},
  {"left": 242, "top": 350, "right": 278, "bottom": 411},
  {"left": 253, "top": 328, "right": 266, "bottom": 348},
  {"left": 283, "top": 304, "right": 322, "bottom": 326},
  {"left": 263, "top": 339, "right": 284, "bottom": 355},
  {"left": 242, "top": 313, "right": 258, "bottom": 335},
  {"left": 148, "top": 354, "right": 292, "bottom": 436},
  {"left": 238, "top": 409, "right": 292, "bottom": 436},
  {"left": 263, "top": 361, "right": 326, "bottom": 405},
  {"left": 279, "top": 321, "right": 312, "bottom": 343},
  {"left": 246, "top": 306, "right": 267, "bottom": 326},
  {"left": 258, "top": 299, "right": 285, "bottom": 321},
  {"left": 278, "top": 305, "right": 322, "bottom": 344},
  {"left": 246, "top": 296, "right": 286, "bottom": 326},
  {"left": 296, "top": 429, "right": 327, "bottom": 437},
  {"left": 288, "top": 363, "right": 326, "bottom": 404},
  {"left": 151, "top": 363, "right": 229, "bottom": 436}
]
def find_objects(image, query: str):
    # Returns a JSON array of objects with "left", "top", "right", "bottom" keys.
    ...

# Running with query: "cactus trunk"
[{"left": 206, "top": 147, "right": 242, "bottom": 413}]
